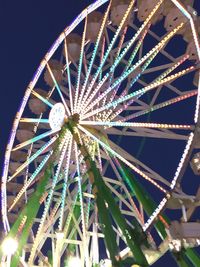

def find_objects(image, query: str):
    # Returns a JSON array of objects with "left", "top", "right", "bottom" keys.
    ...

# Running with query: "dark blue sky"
[{"left": 0, "top": 1, "right": 200, "bottom": 266}]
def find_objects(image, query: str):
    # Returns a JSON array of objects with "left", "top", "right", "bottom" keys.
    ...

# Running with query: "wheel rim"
[{"left": 1, "top": 0, "right": 200, "bottom": 266}]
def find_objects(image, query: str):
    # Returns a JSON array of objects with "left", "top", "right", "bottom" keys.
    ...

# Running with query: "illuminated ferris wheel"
[{"left": 1, "top": 0, "right": 200, "bottom": 266}]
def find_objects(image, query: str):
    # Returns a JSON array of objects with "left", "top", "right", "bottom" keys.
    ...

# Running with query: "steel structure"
[{"left": 1, "top": 0, "right": 200, "bottom": 266}]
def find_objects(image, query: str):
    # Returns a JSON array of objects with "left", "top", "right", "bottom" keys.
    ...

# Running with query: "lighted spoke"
[
  {"left": 58, "top": 135, "right": 73, "bottom": 231},
  {"left": 8, "top": 151, "right": 53, "bottom": 211},
  {"left": 121, "top": 90, "right": 198, "bottom": 122},
  {"left": 12, "top": 128, "right": 60, "bottom": 152},
  {"left": 82, "top": 22, "right": 185, "bottom": 115},
  {"left": 74, "top": 143, "right": 87, "bottom": 251},
  {"left": 76, "top": 2, "right": 112, "bottom": 112},
  {"left": 9, "top": 135, "right": 57, "bottom": 181},
  {"left": 80, "top": 0, "right": 136, "bottom": 110},
  {"left": 78, "top": 125, "right": 167, "bottom": 194},
  {"left": 64, "top": 38, "right": 73, "bottom": 113},
  {"left": 28, "top": 132, "right": 71, "bottom": 264},
  {"left": 32, "top": 89, "right": 53, "bottom": 108},
  {"left": 108, "top": 54, "right": 191, "bottom": 122},
  {"left": 82, "top": 66, "right": 194, "bottom": 120},
  {"left": 46, "top": 62, "right": 71, "bottom": 116},
  {"left": 20, "top": 118, "right": 49, "bottom": 124},
  {"left": 74, "top": 16, "right": 88, "bottom": 113},
  {"left": 104, "top": 150, "right": 144, "bottom": 223},
  {"left": 80, "top": 121, "right": 193, "bottom": 130}
]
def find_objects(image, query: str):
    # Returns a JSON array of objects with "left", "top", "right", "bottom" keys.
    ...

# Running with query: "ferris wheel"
[{"left": 1, "top": 0, "right": 200, "bottom": 266}]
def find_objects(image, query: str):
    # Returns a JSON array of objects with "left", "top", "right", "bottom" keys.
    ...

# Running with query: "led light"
[
  {"left": 2, "top": 237, "right": 18, "bottom": 255},
  {"left": 56, "top": 231, "right": 64, "bottom": 240},
  {"left": 49, "top": 103, "right": 65, "bottom": 130},
  {"left": 67, "top": 256, "right": 82, "bottom": 266}
]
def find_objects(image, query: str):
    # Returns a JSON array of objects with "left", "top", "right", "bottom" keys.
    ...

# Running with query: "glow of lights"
[
  {"left": 64, "top": 38, "right": 73, "bottom": 114},
  {"left": 74, "top": 16, "right": 88, "bottom": 113},
  {"left": 2, "top": 237, "right": 18, "bottom": 255},
  {"left": 67, "top": 256, "right": 82, "bottom": 266},
  {"left": 8, "top": 151, "right": 53, "bottom": 212},
  {"left": 76, "top": 1, "right": 111, "bottom": 112},
  {"left": 170, "top": 133, "right": 194, "bottom": 189},
  {"left": 32, "top": 90, "right": 53, "bottom": 108},
  {"left": 80, "top": 121, "right": 193, "bottom": 130},
  {"left": 82, "top": 21, "right": 184, "bottom": 114},
  {"left": 78, "top": 125, "right": 167, "bottom": 194},
  {"left": 80, "top": 0, "right": 136, "bottom": 111},
  {"left": 28, "top": 133, "right": 70, "bottom": 264},
  {"left": 143, "top": 197, "right": 167, "bottom": 232},
  {"left": 20, "top": 118, "right": 49, "bottom": 124},
  {"left": 46, "top": 62, "right": 71, "bottom": 116},
  {"left": 58, "top": 136, "right": 73, "bottom": 231},
  {"left": 49, "top": 103, "right": 66, "bottom": 130},
  {"left": 12, "top": 127, "right": 60, "bottom": 152},
  {"left": 9, "top": 136, "right": 57, "bottom": 181},
  {"left": 121, "top": 90, "right": 197, "bottom": 122},
  {"left": 82, "top": 66, "right": 194, "bottom": 120}
]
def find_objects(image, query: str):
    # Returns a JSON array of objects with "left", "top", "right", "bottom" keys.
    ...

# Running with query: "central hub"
[
  {"left": 63, "top": 112, "right": 80, "bottom": 134},
  {"left": 70, "top": 113, "right": 80, "bottom": 124},
  {"left": 49, "top": 103, "right": 80, "bottom": 131}
]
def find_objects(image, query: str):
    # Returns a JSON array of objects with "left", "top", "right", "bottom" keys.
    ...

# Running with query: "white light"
[
  {"left": 56, "top": 231, "right": 64, "bottom": 240},
  {"left": 2, "top": 237, "right": 18, "bottom": 255},
  {"left": 67, "top": 256, "right": 82, "bottom": 266},
  {"left": 49, "top": 103, "right": 65, "bottom": 130}
]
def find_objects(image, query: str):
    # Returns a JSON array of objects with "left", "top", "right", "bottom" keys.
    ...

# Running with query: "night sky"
[{"left": 0, "top": 1, "right": 200, "bottom": 266}]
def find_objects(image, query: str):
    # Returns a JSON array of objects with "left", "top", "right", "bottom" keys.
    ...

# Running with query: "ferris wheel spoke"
[
  {"left": 104, "top": 180, "right": 135, "bottom": 214},
  {"left": 31, "top": 89, "right": 54, "bottom": 108},
  {"left": 78, "top": 125, "right": 167, "bottom": 195},
  {"left": 82, "top": 10, "right": 182, "bottom": 114},
  {"left": 43, "top": 199, "right": 62, "bottom": 233},
  {"left": 110, "top": 155, "right": 145, "bottom": 223},
  {"left": 98, "top": 36, "right": 105, "bottom": 84},
  {"left": 74, "top": 142, "right": 88, "bottom": 255},
  {"left": 105, "top": 138, "right": 172, "bottom": 189},
  {"left": 105, "top": 26, "right": 128, "bottom": 104},
  {"left": 58, "top": 135, "right": 73, "bottom": 231},
  {"left": 96, "top": 143, "right": 103, "bottom": 172},
  {"left": 102, "top": 151, "right": 143, "bottom": 222},
  {"left": 28, "top": 132, "right": 71, "bottom": 264},
  {"left": 82, "top": 0, "right": 163, "bottom": 111},
  {"left": 80, "top": 120, "right": 194, "bottom": 131},
  {"left": 82, "top": 22, "right": 186, "bottom": 117},
  {"left": 126, "top": 26, "right": 149, "bottom": 73},
  {"left": 108, "top": 54, "right": 190, "bottom": 122},
  {"left": 8, "top": 151, "right": 52, "bottom": 212},
  {"left": 80, "top": 0, "right": 136, "bottom": 111},
  {"left": 107, "top": 0, "right": 163, "bottom": 75},
  {"left": 46, "top": 62, "right": 71, "bottom": 116},
  {"left": 65, "top": 190, "right": 84, "bottom": 240},
  {"left": 64, "top": 38, "right": 73, "bottom": 113},
  {"left": 63, "top": 188, "right": 79, "bottom": 238},
  {"left": 9, "top": 136, "right": 57, "bottom": 181},
  {"left": 107, "top": 26, "right": 150, "bottom": 107},
  {"left": 106, "top": 127, "right": 189, "bottom": 141},
  {"left": 12, "top": 128, "right": 60, "bottom": 152},
  {"left": 82, "top": 65, "right": 194, "bottom": 121},
  {"left": 76, "top": 2, "right": 112, "bottom": 112},
  {"left": 121, "top": 90, "right": 198, "bottom": 122},
  {"left": 20, "top": 118, "right": 49, "bottom": 124},
  {"left": 74, "top": 16, "right": 88, "bottom": 113}
]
